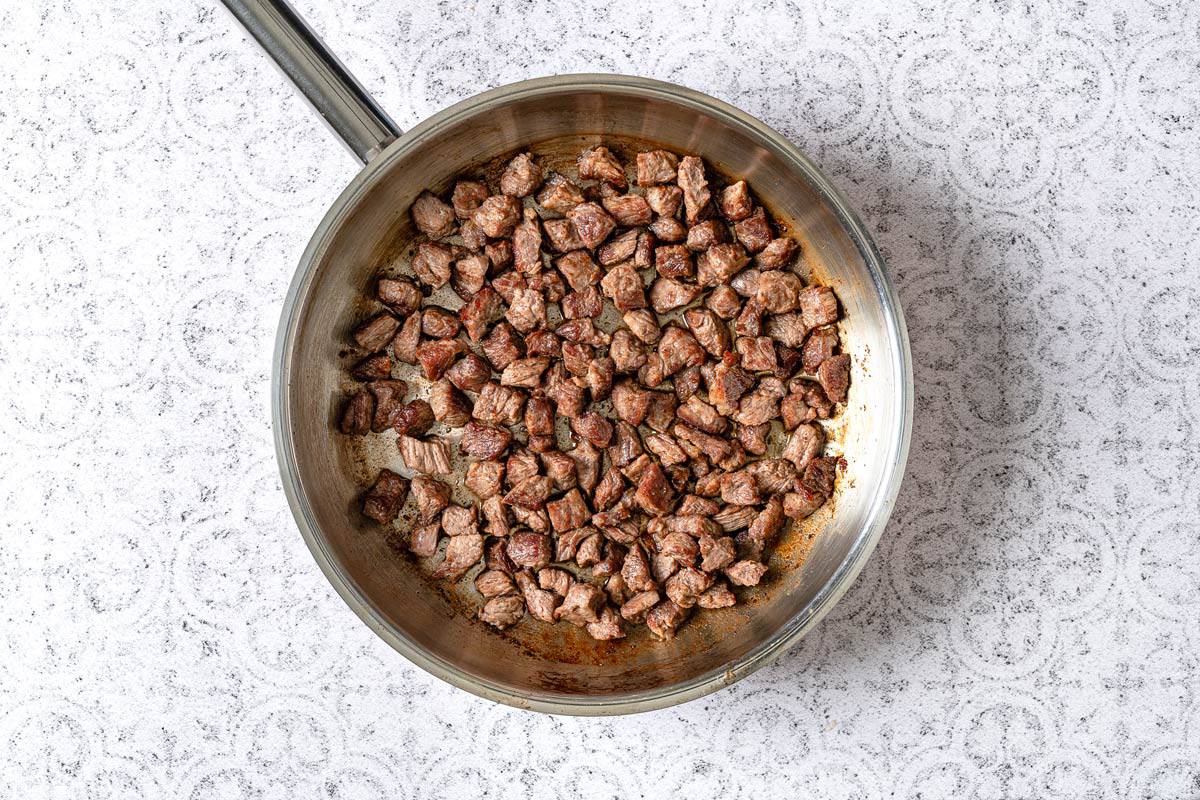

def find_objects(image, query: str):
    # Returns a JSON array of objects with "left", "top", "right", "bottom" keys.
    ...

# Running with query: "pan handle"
[{"left": 219, "top": 0, "right": 401, "bottom": 164}]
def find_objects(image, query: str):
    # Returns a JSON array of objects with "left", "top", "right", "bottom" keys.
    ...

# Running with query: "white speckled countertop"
[{"left": 2, "top": 0, "right": 1198, "bottom": 796}]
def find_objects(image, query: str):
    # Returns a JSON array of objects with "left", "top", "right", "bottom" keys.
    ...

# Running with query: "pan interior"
[{"left": 281, "top": 82, "right": 904, "bottom": 705}]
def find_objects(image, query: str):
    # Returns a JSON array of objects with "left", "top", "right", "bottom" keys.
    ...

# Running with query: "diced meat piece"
[
  {"left": 543, "top": 218, "right": 585, "bottom": 252},
  {"left": 472, "top": 195, "right": 522, "bottom": 238},
  {"left": 569, "top": 442, "right": 602, "bottom": 495},
  {"left": 699, "top": 534, "right": 738, "bottom": 572},
  {"left": 465, "top": 460, "right": 505, "bottom": 500},
  {"left": 784, "top": 485, "right": 827, "bottom": 519},
  {"left": 500, "top": 152, "right": 542, "bottom": 197},
  {"left": 560, "top": 341, "right": 592, "bottom": 377},
  {"left": 541, "top": 451, "right": 577, "bottom": 491},
  {"left": 560, "top": 285, "right": 601, "bottom": 320},
  {"left": 503, "top": 213, "right": 539, "bottom": 275},
  {"left": 801, "top": 380, "right": 834, "bottom": 419},
  {"left": 556, "top": 318, "right": 606, "bottom": 346},
  {"left": 597, "top": 228, "right": 640, "bottom": 266},
  {"left": 485, "top": 536, "right": 517, "bottom": 572},
  {"left": 427, "top": 379, "right": 469, "bottom": 427},
  {"left": 643, "top": 433, "right": 687, "bottom": 467},
  {"left": 475, "top": 569, "right": 516, "bottom": 598},
  {"left": 686, "top": 219, "right": 729, "bottom": 252},
  {"left": 697, "top": 582, "right": 736, "bottom": 609},
  {"left": 799, "top": 285, "right": 839, "bottom": 329},
  {"left": 408, "top": 475, "right": 450, "bottom": 523},
  {"left": 636, "top": 150, "right": 679, "bottom": 186},
  {"left": 537, "top": 173, "right": 586, "bottom": 214},
  {"left": 801, "top": 456, "right": 840, "bottom": 497},
  {"left": 377, "top": 278, "right": 421, "bottom": 316},
  {"left": 756, "top": 270, "right": 804, "bottom": 314},
  {"left": 544, "top": 364, "right": 585, "bottom": 418},
  {"left": 584, "top": 605, "right": 625, "bottom": 640},
  {"left": 673, "top": 365, "right": 702, "bottom": 402},
  {"left": 656, "top": 327, "right": 706, "bottom": 378},
  {"left": 693, "top": 471, "right": 724, "bottom": 498},
  {"left": 592, "top": 468, "right": 625, "bottom": 512},
  {"left": 817, "top": 353, "right": 851, "bottom": 403},
  {"left": 602, "top": 194, "right": 653, "bottom": 227},
  {"left": 696, "top": 242, "right": 750, "bottom": 286},
  {"left": 607, "top": 329, "right": 646, "bottom": 373},
  {"left": 432, "top": 532, "right": 484, "bottom": 580},
  {"left": 514, "top": 398, "right": 552, "bottom": 440},
  {"left": 645, "top": 600, "right": 688, "bottom": 640},
  {"left": 645, "top": 184, "right": 682, "bottom": 217},
  {"left": 676, "top": 156, "right": 711, "bottom": 223},
  {"left": 480, "top": 594, "right": 525, "bottom": 629},
  {"left": 662, "top": 515, "right": 721, "bottom": 539},
  {"left": 522, "top": 330, "right": 557, "bottom": 359},
  {"left": 366, "top": 379, "right": 406, "bottom": 432},
  {"left": 503, "top": 448, "right": 538, "bottom": 487},
  {"left": 498, "top": 356, "right": 548, "bottom": 390},
  {"left": 649, "top": 278, "right": 702, "bottom": 314},
  {"left": 681, "top": 309, "right": 728, "bottom": 358},
  {"left": 555, "top": 250, "right": 602, "bottom": 292},
  {"left": 719, "top": 180, "right": 753, "bottom": 221},
  {"left": 441, "top": 504, "right": 479, "bottom": 538},
  {"left": 451, "top": 252, "right": 490, "bottom": 299},
  {"left": 621, "top": 453, "right": 654, "bottom": 483},
  {"left": 353, "top": 313, "right": 400, "bottom": 352},
  {"left": 480, "top": 495, "right": 511, "bottom": 538},
  {"left": 747, "top": 459, "right": 797, "bottom": 496},
  {"left": 538, "top": 567, "right": 573, "bottom": 596},
  {"left": 546, "top": 488, "right": 590, "bottom": 532},
  {"left": 587, "top": 357, "right": 615, "bottom": 399},
  {"left": 801, "top": 327, "right": 839, "bottom": 372},
  {"left": 458, "top": 218, "right": 487, "bottom": 251},
  {"left": 734, "top": 297, "right": 763, "bottom": 337},
  {"left": 620, "top": 590, "right": 660, "bottom": 622},
  {"left": 734, "top": 380, "right": 784, "bottom": 427},
  {"left": 411, "top": 191, "right": 456, "bottom": 238},
  {"left": 600, "top": 263, "right": 646, "bottom": 311},
  {"left": 648, "top": 215, "right": 687, "bottom": 242},
  {"left": 421, "top": 307, "right": 461, "bottom": 339},
  {"left": 555, "top": 582, "right": 606, "bottom": 626},
  {"left": 677, "top": 395, "right": 727, "bottom": 435},
  {"left": 733, "top": 207, "right": 772, "bottom": 253},
  {"left": 774, "top": 344, "right": 802, "bottom": 381},
  {"left": 511, "top": 570, "right": 558, "bottom": 622},
  {"left": 725, "top": 560, "right": 768, "bottom": 587},
  {"left": 706, "top": 360, "right": 755, "bottom": 413},
  {"left": 677, "top": 495, "right": 720, "bottom": 516},
  {"left": 651, "top": 551, "right": 681, "bottom": 583},
  {"left": 655, "top": 243, "right": 694, "bottom": 279},
  {"left": 632, "top": 231, "right": 654, "bottom": 271},
  {"left": 736, "top": 336, "right": 778, "bottom": 373},
  {"left": 731, "top": 268, "right": 761, "bottom": 299},
  {"left": 408, "top": 522, "right": 440, "bottom": 558},
  {"left": 504, "top": 288, "right": 545, "bottom": 334},
  {"left": 635, "top": 462, "right": 676, "bottom": 515},
  {"left": 619, "top": 544, "right": 654, "bottom": 593},
  {"left": 570, "top": 412, "right": 613, "bottom": 448},
  {"left": 397, "top": 435, "right": 452, "bottom": 475},
  {"left": 577, "top": 146, "right": 626, "bottom": 188},
  {"left": 782, "top": 422, "right": 824, "bottom": 472},
  {"left": 443, "top": 355, "right": 490, "bottom": 395},
  {"left": 766, "top": 311, "right": 808, "bottom": 349},
  {"left": 739, "top": 495, "right": 784, "bottom": 560},
  {"left": 451, "top": 180, "right": 488, "bottom": 220},
  {"left": 339, "top": 391, "right": 374, "bottom": 435},
  {"left": 469, "top": 382, "right": 524, "bottom": 427},
  {"left": 459, "top": 421, "right": 513, "bottom": 460},
  {"left": 361, "top": 470, "right": 409, "bottom": 524},
  {"left": 779, "top": 391, "right": 812, "bottom": 429},
  {"left": 666, "top": 567, "right": 714, "bottom": 608},
  {"left": 506, "top": 532, "right": 553, "bottom": 570},
  {"left": 608, "top": 422, "right": 644, "bottom": 468},
  {"left": 486, "top": 240, "right": 513, "bottom": 271},
  {"left": 456, "top": 287, "right": 502, "bottom": 343},
  {"left": 613, "top": 314, "right": 655, "bottom": 350},
  {"left": 642, "top": 392, "right": 675, "bottom": 434},
  {"left": 511, "top": 505, "right": 550, "bottom": 533},
  {"left": 720, "top": 470, "right": 761, "bottom": 506},
  {"left": 408, "top": 336, "right": 462, "bottom": 380},
  {"left": 551, "top": 526, "right": 589, "bottom": 562},
  {"left": 738, "top": 422, "right": 771, "bottom": 456},
  {"left": 566, "top": 202, "right": 616, "bottom": 249},
  {"left": 411, "top": 242, "right": 455, "bottom": 289},
  {"left": 705, "top": 285, "right": 741, "bottom": 321},
  {"left": 384, "top": 400, "right": 432, "bottom": 440},
  {"left": 756, "top": 237, "right": 798, "bottom": 270},
  {"left": 603, "top": 382, "right": 648, "bottom": 429}
]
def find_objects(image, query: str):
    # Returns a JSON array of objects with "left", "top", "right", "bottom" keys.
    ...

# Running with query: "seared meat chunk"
[
  {"left": 465, "top": 460, "right": 504, "bottom": 499},
  {"left": 539, "top": 567, "right": 574, "bottom": 596},
  {"left": 621, "top": 590, "right": 660, "bottom": 622},
  {"left": 500, "top": 152, "right": 542, "bottom": 197},
  {"left": 784, "top": 485, "right": 827, "bottom": 519},
  {"left": 592, "top": 468, "right": 626, "bottom": 511},
  {"left": 409, "top": 522, "right": 441, "bottom": 558},
  {"left": 391, "top": 399, "right": 435, "bottom": 437},
  {"left": 666, "top": 567, "right": 714, "bottom": 608},
  {"left": 445, "top": 354, "right": 491, "bottom": 393},
  {"left": 339, "top": 391, "right": 374, "bottom": 435},
  {"left": 680, "top": 309, "right": 727, "bottom": 357},
  {"left": 556, "top": 250, "right": 602, "bottom": 292},
  {"left": 480, "top": 595, "right": 525, "bottom": 629},
  {"left": 537, "top": 172, "right": 586, "bottom": 214},
  {"left": 500, "top": 356, "right": 550, "bottom": 389},
  {"left": 734, "top": 297, "right": 763, "bottom": 337},
  {"left": 430, "top": 379, "right": 471, "bottom": 427},
  {"left": 677, "top": 395, "right": 727, "bottom": 435},
  {"left": 485, "top": 239, "right": 513, "bottom": 270},
  {"left": 515, "top": 570, "right": 559, "bottom": 622},
  {"left": 411, "top": 475, "right": 452, "bottom": 523},
  {"left": 411, "top": 242, "right": 455, "bottom": 289},
  {"left": 601, "top": 263, "right": 646, "bottom": 311},
  {"left": 598, "top": 228, "right": 640, "bottom": 266},
  {"left": 817, "top": 353, "right": 850, "bottom": 403},
  {"left": 720, "top": 180, "right": 753, "bottom": 221},
  {"left": 734, "top": 379, "right": 785, "bottom": 426},
  {"left": 507, "top": 532, "right": 553, "bottom": 570},
  {"left": 459, "top": 218, "right": 487, "bottom": 251},
  {"left": 432, "top": 533, "right": 484, "bottom": 580},
  {"left": 645, "top": 600, "right": 689, "bottom": 640},
  {"left": 637, "top": 149, "right": 679, "bottom": 186},
  {"left": 756, "top": 237, "right": 798, "bottom": 270},
  {"left": 648, "top": 215, "right": 687, "bottom": 243},
  {"left": 645, "top": 185, "right": 683, "bottom": 217},
  {"left": 734, "top": 207, "right": 772, "bottom": 253},
  {"left": 353, "top": 313, "right": 400, "bottom": 352},
  {"left": 697, "top": 243, "right": 750, "bottom": 286},
  {"left": 739, "top": 422, "right": 771, "bottom": 455},
  {"left": 635, "top": 230, "right": 656, "bottom": 268},
  {"left": 541, "top": 451, "right": 577, "bottom": 491},
  {"left": 422, "top": 307, "right": 462, "bottom": 338},
  {"left": 586, "top": 606, "right": 625, "bottom": 640},
  {"left": 545, "top": 364, "right": 586, "bottom": 417},
  {"left": 649, "top": 278, "right": 702, "bottom": 314},
  {"left": 460, "top": 421, "right": 513, "bottom": 460},
  {"left": 441, "top": 503, "right": 479, "bottom": 538},
  {"left": 706, "top": 285, "right": 742, "bottom": 320},
  {"left": 623, "top": 309, "right": 661, "bottom": 344},
  {"left": 577, "top": 145, "right": 627, "bottom": 188},
  {"left": 655, "top": 243, "right": 693, "bottom": 279},
  {"left": 505, "top": 287, "right": 546, "bottom": 334},
  {"left": 416, "top": 339, "right": 465, "bottom": 381},
  {"left": 799, "top": 285, "right": 839, "bottom": 329},
  {"left": 610, "top": 329, "right": 648, "bottom": 372},
  {"left": 766, "top": 311, "right": 808, "bottom": 349},
  {"left": 452, "top": 180, "right": 489, "bottom": 220},
  {"left": 686, "top": 219, "right": 729, "bottom": 252},
  {"left": 645, "top": 392, "right": 677, "bottom": 433},
  {"left": 699, "top": 534, "right": 738, "bottom": 572},
  {"left": 697, "top": 582, "right": 736, "bottom": 608},
  {"left": 801, "top": 326, "right": 838, "bottom": 371},
  {"left": 362, "top": 470, "right": 409, "bottom": 524},
  {"left": 562, "top": 285, "right": 603, "bottom": 319},
  {"left": 543, "top": 218, "right": 585, "bottom": 252},
  {"left": 657, "top": 327, "right": 706, "bottom": 377},
  {"left": 801, "top": 456, "right": 840, "bottom": 497},
  {"left": 411, "top": 191, "right": 456, "bottom": 238},
  {"left": 556, "top": 582, "right": 606, "bottom": 626},
  {"left": 472, "top": 195, "right": 522, "bottom": 238},
  {"left": 571, "top": 412, "right": 614, "bottom": 448},
  {"left": 720, "top": 470, "right": 762, "bottom": 506},
  {"left": 725, "top": 560, "right": 768, "bottom": 587},
  {"left": 783, "top": 423, "right": 824, "bottom": 472},
  {"left": 644, "top": 432, "right": 688, "bottom": 466},
  {"left": 567, "top": 202, "right": 616, "bottom": 249},
  {"left": 756, "top": 270, "right": 805, "bottom": 314},
  {"left": 512, "top": 210, "right": 543, "bottom": 274},
  {"left": 459, "top": 286, "right": 505, "bottom": 343},
  {"left": 603, "top": 193, "right": 653, "bottom": 227},
  {"left": 473, "top": 381, "right": 526, "bottom": 425},
  {"left": 377, "top": 277, "right": 421, "bottom": 316},
  {"left": 475, "top": 569, "right": 516, "bottom": 598},
  {"left": 398, "top": 435, "right": 452, "bottom": 474},
  {"left": 547, "top": 488, "right": 591, "bottom": 532},
  {"left": 676, "top": 156, "right": 711, "bottom": 223},
  {"left": 635, "top": 462, "right": 676, "bottom": 515},
  {"left": 736, "top": 336, "right": 777, "bottom": 372},
  {"left": 452, "top": 252, "right": 490, "bottom": 298},
  {"left": 740, "top": 495, "right": 784, "bottom": 559}
]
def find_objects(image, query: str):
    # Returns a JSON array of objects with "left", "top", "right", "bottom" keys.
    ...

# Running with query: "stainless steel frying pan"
[{"left": 223, "top": 0, "right": 913, "bottom": 714}]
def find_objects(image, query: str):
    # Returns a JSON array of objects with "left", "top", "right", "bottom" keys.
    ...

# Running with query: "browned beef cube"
[
  {"left": 442, "top": 354, "right": 489, "bottom": 394},
  {"left": 597, "top": 228, "right": 640, "bottom": 266},
  {"left": 738, "top": 422, "right": 770, "bottom": 456},
  {"left": 384, "top": 400, "right": 430, "bottom": 439},
  {"left": 719, "top": 180, "right": 753, "bottom": 221},
  {"left": 734, "top": 297, "right": 763, "bottom": 337},
  {"left": 571, "top": 412, "right": 613, "bottom": 448},
  {"left": 702, "top": 286, "right": 738, "bottom": 321},
  {"left": 459, "top": 218, "right": 487, "bottom": 251},
  {"left": 567, "top": 202, "right": 617, "bottom": 249},
  {"left": 725, "top": 560, "right": 768, "bottom": 587},
  {"left": 451, "top": 252, "right": 490, "bottom": 299},
  {"left": 541, "top": 451, "right": 578, "bottom": 491},
  {"left": 475, "top": 569, "right": 516, "bottom": 598},
  {"left": 362, "top": 470, "right": 409, "bottom": 523},
  {"left": 471, "top": 195, "right": 522, "bottom": 238},
  {"left": 609, "top": 422, "right": 644, "bottom": 468},
  {"left": 699, "top": 534, "right": 738, "bottom": 572},
  {"left": 619, "top": 310, "right": 658, "bottom": 345},
  {"left": 458, "top": 287, "right": 504, "bottom": 343},
  {"left": 677, "top": 395, "right": 727, "bottom": 435},
  {"left": 504, "top": 474, "right": 554, "bottom": 510},
  {"left": 577, "top": 146, "right": 627, "bottom": 188},
  {"left": 656, "top": 326, "right": 706, "bottom": 378},
  {"left": 555, "top": 250, "right": 602, "bottom": 292},
  {"left": 735, "top": 379, "right": 785, "bottom": 427},
  {"left": 746, "top": 458, "right": 797, "bottom": 496},
  {"left": 784, "top": 485, "right": 827, "bottom": 519},
  {"left": 514, "top": 570, "right": 559, "bottom": 622},
  {"left": 817, "top": 353, "right": 850, "bottom": 403},
  {"left": 720, "top": 470, "right": 761, "bottom": 506},
  {"left": 736, "top": 336, "right": 778, "bottom": 372},
  {"left": 637, "top": 150, "right": 679, "bottom": 186},
  {"left": 666, "top": 567, "right": 714, "bottom": 608},
  {"left": 516, "top": 399, "right": 551, "bottom": 440},
  {"left": 619, "top": 589, "right": 659, "bottom": 622},
  {"left": 562, "top": 285, "right": 603, "bottom": 320},
  {"left": 440, "top": 504, "right": 479, "bottom": 538},
  {"left": 756, "top": 237, "right": 798, "bottom": 270},
  {"left": 641, "top": 433, "right": 685, "bottom": 467},
  {"left": 367, "top": 380, "right": 406, "bottom": 433},
  {"left": 405, "top": 522, "right": 439, "bottom": 558},
  {"left": 499, "top": 356, "right": 549, "bottom": 389},
  {"left": 539, "top": 567, "right": 573, "bottom": 596},
  {"left": 683, "top": 308, "right": 731, "bottom": 357},
  {"left": 500, "top": 152, "right": 542, "bottom": 197},
  {"left": 755, "top": 270, "right": 804, "bottom": 314},
  {"left": 411, "top": 191, "right": 456, "bottom": 238},
  {"left": 645, "top": 184, "right": 683, "bottom": 217},
  {"left": 733, "top": 207, "right": 772, "bottom": 253},
  {"left": 632, "top": 232, "right": 654, "bottom": 271},
  {"left": 801, "top": 326, "right": 839, "bottom": 372},
  {"left": 523, "top": 329, "right": 558, "bottom": 358},
  {"left": 783, "top": 423, "right": 824, "bottom": 472},
  {"left": 779, "top": 391, "right": 812, "bottom": 429},
  {"left": 377, "top": 277, "right": 421, "bottom": 315},
  {"left": 802, "top": 456, "right": 840, "bottom": 500},
  {"left": 479, "top": 594, "right": 524, "bottom": 628},
  {"left": 602, "top": 194, "right": 653, "bottom": 226},
  {"left": 602, "top": 382, "right": 645, "bottom": 428},
  {"left": 433, "top": 531, "right": 485, "bottom": 580},
  {"left": 351, "top": 352, "right": 392, "bottom": 382},
  {"left": 696, "top": 582, "right": 736, "bottom": 609},
  {"left": 353, "top": 313, "right": 400, "bottom": 352},
  {"left": 339, "top": 391, "right": 374, "bottom": 435},
  {"left": 655, "top": 243, "right": 693, "bottom": 279},
  {"left": 561, "top": 341, "right": 593, "bottom": 377},
  {"left": 537, "top": 172, "right": 586, "bottom": 214},
  {"left": 504, "top": 287, "right": 545, "bottom": 334},
  {"left": 645, "top": 600, "right": 688, "bottom": 640},
  {"left": 588, "top": 357, "right": 615, "bottom": 400},
  {"left": 713, "top": 504, "right": 757, "bottom": 532},
  {"left": 643, "top": 392, "right": 675, "bottom": 434},
  {"left": 601, "top": 263, "right": 646, "bottom": 311},
  {"left": 731, "top": 267, "right": 760, "bottom": 296},
  {"left": 649, "top": 277, "right": 701, "bottom": 314},
  {"left": 543, "top": 218, "right": 585, "bottom": 252},
  {"left": 485, "top": 536, "right": 517, "bottom": 573},
  {"left": 585, "top": 606, "right": 625, "bottom": 640},
  {"left": 505, "top": 449, "right": 540, "bottom": 489},
  {"left": 686, "top": 219, "right": 729, "bottom": 252},
  {"left": 485, "top": 240, "right": 512, "bottom": 272},
  {"left": 460, "top": 421, "right": 513, "bottom": 460},
  {"left": 422, "top": 307, "right": 461, "bottom": 339},
  {"left": 507, "top": 209, "right": 540, "bottom": 273},
  {"left": 766, "top": 311, "right": 808, "bottom": 348},
  {"left": 592, "top": 468, "right": 626, "bottom": 512},
  {"left": 706, "top": 359, "right": 755, "bottom": 412},
  {"left": 634, "top": 462, "right": 676, "bottom": 515},
  {"left": 672, "top": 365, "right": 701, "bottom": 402},
  {"left": 472, "top": 382, "right": 526, "bottom": 425},
  {"left": 545, "top": 364, "right": 586, "bottom": 417},
  {"left": 554, "top": 582, "right": 605, "bottom": 627},
  {"left": 465, "top": 460, "right": 505, "bottom": 500},
  {"left": 426, "top": 379, "right": 468, "bottom": 427},
  {"left": 696, "top": 242, "right": 750, "bottom": 286},
  {"left": 451, "top": 180, "right": 489, "bottom": 220},
  {"left": 416, "top": 339, "right": 464, "bottom": 380},
  {"left": 801, "top": 380, "right": 834, "bottom": 419},
  {"left": 545, "top": 488, "right": 589, "bottom": 532},
  {"left": 799, "top": 284, "right": 839, "bottom": 329},
  {"left": 411, "top": 242, "right": 455, "bottom": 289},
  {"left": 676, "top": 156, "right": 711, "bottom": 223},
  {"left": 649, "top": 215, "right": 687, "bottom": 242},
  {"left": 397, "top": 435, "right": 452, "bottom": 474}
]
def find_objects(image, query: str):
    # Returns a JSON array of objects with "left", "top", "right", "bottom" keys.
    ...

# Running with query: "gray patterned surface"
[{"left": 2, "top": 0, "right": 1198, "bottom": 796}]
